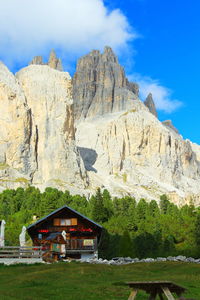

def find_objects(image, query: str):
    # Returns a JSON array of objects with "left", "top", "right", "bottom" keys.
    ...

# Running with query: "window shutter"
[
  {"left": 71, "top": 218, "right": 77, "bottom": 225},
  {"left": 53, "top": 218, "right": 60, "bottom": 226}
]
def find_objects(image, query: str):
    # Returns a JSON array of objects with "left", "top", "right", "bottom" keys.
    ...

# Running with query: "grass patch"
[
  {"left": 15, "top": 177, "right": 29, "bottom": 184},
  {"left": 122, "top": 173, "right": 127, "bottom": 183},
  {"left": 0, "top": 162, "right": 9, "bottom": 170},
  {"left": 0, "top": 262, "right": 199, "bottom": 299},
  {"left": 0, "top": 177, "right": 29, "bottom": 184},
  {"left": 121, "top": 109, "right": 137, "bottom": 117},
  {"left": 52, "top": 179, "right": 67, "bottom": 187}
]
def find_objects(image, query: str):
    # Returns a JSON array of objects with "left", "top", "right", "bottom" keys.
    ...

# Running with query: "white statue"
[
  {"left": 62, "top": 230, "right": 66, "bottom": 241},
  {"left": 19, "top": 226, "right": 26, "bottom": 247},
  {"left": 0, "top": 220, "right": 6, "bottom": 247}
]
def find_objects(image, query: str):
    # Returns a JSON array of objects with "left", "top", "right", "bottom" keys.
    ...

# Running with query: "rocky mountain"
[
  {"left": 0, "top": 63, "right": 87, "bottom": 192},
  {"left": 0, "top": 47, "right": 200, "bottom": 205},
  {"left": 73, "top": 48, "right": 200, "bottom": 205},
  {"left": 73, "top": 47, "right": 139, "bottom": 119},
  {"left": 29, "top": 50, "right": 63, "bottom": 71},
  {"left": 144, "top": 93, "right": 158, "bottom": 118},
  {"left": 76, "top": 105, "right": 200, "bottom": 204},
  {"left": 162, "top": 120, "right": 179, "bottom": 134}
]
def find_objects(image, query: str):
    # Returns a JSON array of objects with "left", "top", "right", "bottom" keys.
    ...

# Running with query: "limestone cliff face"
[
  {"left": 76, "top": 101, "right": 200, "bottom": 202},
  {"left": 162, "top": 120, "right": 179, "bottom": 134},
  {"left": 0, "top": 62, "right": 36, "bottom": 189},
  {"left": 72, "top": 47, "right": 200, "bottom": 204},
  {"left": 190, "top": 142, "right": 200, "bottom": 162},
  {"left": 0, "top": 63, "right": 87, "bottom": 192},
  {"left": 16, "top": 65, "right": 87, "bottom": 190},
  {"left": 73, "top": 46, "right": 139, "bottom": 119}
]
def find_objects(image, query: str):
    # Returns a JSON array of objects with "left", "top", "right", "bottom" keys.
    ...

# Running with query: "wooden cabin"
[{"left": 27, "top": 205, "right": 102, "bottom": 260}]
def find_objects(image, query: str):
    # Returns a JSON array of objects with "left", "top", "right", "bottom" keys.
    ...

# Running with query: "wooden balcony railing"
[{"left": 65, "top": 239, "right": 97, "bottom": 251}]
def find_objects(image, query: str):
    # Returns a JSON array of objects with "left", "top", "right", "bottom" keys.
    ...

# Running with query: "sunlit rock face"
[
  {"left": 16, "top": 65, "right": 87, "bottom": 190},
  {"left": 73, "top": 47, "right": 200, "bottom": 204},
  {"left": 0, "top": 47, "right": 200, "bottom": 205},
  {"left": 0, "top": 62, "right": 36, "bottom": 189},
  {"left": 76, "top": 102, "right": 200, "bottom": 203},
  {"left": 0, "top": 63, "right": 87, "bottom": 192},
  {"left": 73, "top": 46, "right": 139, "bottom": 120}
]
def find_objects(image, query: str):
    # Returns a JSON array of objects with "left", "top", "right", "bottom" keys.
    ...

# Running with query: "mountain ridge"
[{"left": 0, "top": 48, "right": 199, "bottom": 205}]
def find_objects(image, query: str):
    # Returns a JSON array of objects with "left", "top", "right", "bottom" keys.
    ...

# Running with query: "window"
[
  {"left": 53, "top": 218, "right": 77, "bottom": 226},
  {"left": 83, "top": 239, "right": 94, "bottom": 246},
  {"left": 60, "top": 219, "right": 71, "bottom": 226}
]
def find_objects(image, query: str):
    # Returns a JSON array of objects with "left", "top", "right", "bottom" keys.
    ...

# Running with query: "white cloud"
[
  {"left": 0, "top": 0, "right": 182, "bottom": 115},
  {"left": 0, "top": 0, "right": 136, "bottom": 68},
  {"left": 129, "top": 74, "right": 183, "bottom": 113}
]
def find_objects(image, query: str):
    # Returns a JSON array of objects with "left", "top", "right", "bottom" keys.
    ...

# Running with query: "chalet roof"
[
  {"left": 27, "top": 205, "right": 103, "bottom": 230},
  {"left": 46, "top": 232, "right": 60, "bottom": 240}
]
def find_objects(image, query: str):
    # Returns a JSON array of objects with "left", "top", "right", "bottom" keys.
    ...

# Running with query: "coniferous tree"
[
  {"left": 160, "top": 194, "right": 170, "bottom": 214},
  {"left": 162, "top": 235, "right": 176, "bottom": 256},
  {"left": 133, "top": 232, "right": 157, "bottom": 258},
  {"left": 90, "top": 188, "right": 110, "bottom": 223},
  {"left": 119, "top": 230, "right": 133, "bottom": 257},
  {"left": 102, "top": 189, "right": 113, "bottom": 219},
  {"left": 98, "top": 228, "right": 110, "bottom": 259},
  {"left": 136, "top": 198, "right": 148, "bottom": 221},
  {"left": 0, "top": 186, "right": 199, "bottom": 258},
  {"left": 194, "top": 214, "right": 200, "bottom": 254},
  {"left": 148, "top": 200, "right": 160, "bottom": 217}
]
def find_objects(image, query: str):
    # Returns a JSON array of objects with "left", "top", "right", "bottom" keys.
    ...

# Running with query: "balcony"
[
  {"left": 51, "top": 239, "right": 98, "bottom": 253},
  {"left": 66, "top": 239, "right": 97, "bottom": 252}
]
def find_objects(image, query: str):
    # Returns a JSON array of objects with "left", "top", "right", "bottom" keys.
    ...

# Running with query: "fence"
[{"left": 0, "top": 246, "right": 43, "bottom": 258}]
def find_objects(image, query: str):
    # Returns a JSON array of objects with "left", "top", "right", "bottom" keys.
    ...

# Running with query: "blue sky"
[
  {"left": 0, "top": 0, "right": 199, "bottom": 144},
  {"left": 108, "top": 0, "right": 200, "bottom": 144}
]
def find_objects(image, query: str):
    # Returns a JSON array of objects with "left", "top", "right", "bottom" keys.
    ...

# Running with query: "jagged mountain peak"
[
  {"left": 81, "top": 46, "right": 117, "bottom": 62},
  {"left": 73, "top": 46, "right": 139, "bottom": 120},
  {"left": 29, "top": 49, "right": 63, "bottom": 71},
  {"left": 144, "top": 93, "right": 158, "bottom": 118},
  {"left": 102, "top": 46, "right": 118, "bottom": 63}
]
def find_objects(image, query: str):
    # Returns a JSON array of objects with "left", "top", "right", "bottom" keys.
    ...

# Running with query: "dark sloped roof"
[
  {"left": 27, "top": 205, "right": 102, "bottom": 230},
  {"left": 46, "top": 232, "right": 61, "bottom": 240}
]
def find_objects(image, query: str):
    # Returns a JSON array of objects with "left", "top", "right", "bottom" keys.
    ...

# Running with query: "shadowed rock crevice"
[
  {"left": 78, "top": 147, "right": 97, "bottom": 172},
  {"left": 34, "top": 125, "right": 39, "bottom": 170}
]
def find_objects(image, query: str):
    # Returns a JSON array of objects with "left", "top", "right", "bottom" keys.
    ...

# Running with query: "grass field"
[{"left": 0, "top": 261, "right": 200, "bottom": 299}]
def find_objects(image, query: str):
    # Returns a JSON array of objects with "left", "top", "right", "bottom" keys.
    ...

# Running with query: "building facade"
[{"left": 27, "top": 206, "right": 102, "bottom": 260}]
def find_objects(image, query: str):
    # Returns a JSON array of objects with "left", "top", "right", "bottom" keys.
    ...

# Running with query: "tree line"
[{"left": 0, "top": 186, "right": 200, "bottom": 259}]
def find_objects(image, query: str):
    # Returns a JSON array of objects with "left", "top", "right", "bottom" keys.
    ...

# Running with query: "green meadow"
[{"left": 0, "top": 261, "right": 199, "bottom": 299}]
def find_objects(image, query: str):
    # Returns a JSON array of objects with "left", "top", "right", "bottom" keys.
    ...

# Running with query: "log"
[
  {"left": 162, "top": 287, "right": 175, "bottom": 300},
  {"left": 128, "top": 289, "right": 138, "bottom": 300}
]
